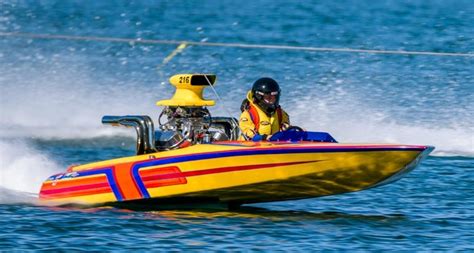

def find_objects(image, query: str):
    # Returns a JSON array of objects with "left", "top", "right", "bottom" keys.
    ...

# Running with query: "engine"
[
  {"left": 102, "top": 73, "right": 240, "bottom": 154},
  {"left": 102, "top": 111, "right": 239, "bottom": 154},
  {"left": 158, "top": 106, "right": 212, "bottom": 146}
]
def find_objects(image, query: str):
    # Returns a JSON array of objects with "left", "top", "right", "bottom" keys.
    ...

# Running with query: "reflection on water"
[
  {"left": 143, "top": 206, "right": 407, "bottom": 223},
  {"left": 0, "top": 187, "right": 38, "bottom": 204},
  {"left": 34, "top": 202, "right": 406, "bottom": 223}
]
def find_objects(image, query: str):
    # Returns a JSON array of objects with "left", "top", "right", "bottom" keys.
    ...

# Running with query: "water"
[{"left": 1, "top": 0, "right": 473, "bottom": 251}]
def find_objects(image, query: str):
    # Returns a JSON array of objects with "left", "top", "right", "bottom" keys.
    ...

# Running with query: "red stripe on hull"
[
  {"left": 142, "top": 161, "right": 316, "bottom": 182},
  {"left": 140, "top": 166, "right": 187, "bottom": 188},
  {"left": 144, "top": 177, "right": 187, "bottom": 188},
  {"left": 40, "top": 186, "right": 112, "bottom": 199},
  {"left": 41, "top": 175, "right": 108, "bottom": 191},
  {"left": 40, "top": 182, "right": 111, "bottom": 196}
]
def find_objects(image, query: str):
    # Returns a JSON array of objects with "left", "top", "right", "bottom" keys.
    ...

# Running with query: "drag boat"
[{"left": 39, "top": 74, "right": 434, "bottom": 209}]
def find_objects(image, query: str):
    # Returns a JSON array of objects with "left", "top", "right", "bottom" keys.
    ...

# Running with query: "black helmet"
[{"left": 251, "top": 77, "right": 281, "bottom": 114}]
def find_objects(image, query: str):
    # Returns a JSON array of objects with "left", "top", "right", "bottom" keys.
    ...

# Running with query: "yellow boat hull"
[{"left": 39, "top": 142, "right": 433, "bottom": 207}]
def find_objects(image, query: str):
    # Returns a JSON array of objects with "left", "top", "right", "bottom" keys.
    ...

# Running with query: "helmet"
[{"left": 251, "top": 77, "right": 281, "bottom": 114}]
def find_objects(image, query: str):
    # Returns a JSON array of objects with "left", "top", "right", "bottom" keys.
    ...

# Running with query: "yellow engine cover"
[{"left": 156, "top": 74, "right": 217, "bottom": 107}]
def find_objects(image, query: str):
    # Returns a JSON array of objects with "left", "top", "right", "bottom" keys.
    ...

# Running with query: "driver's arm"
[
  {"left": 280, "top": 109, "right": 290, "bottom": 130},
  {"left": 239, "top": 110, "right": 257, "bottom": 139}
]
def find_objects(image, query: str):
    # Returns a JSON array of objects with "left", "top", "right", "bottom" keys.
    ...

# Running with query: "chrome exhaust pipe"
[
  {"left": 142, "top": 115, "right": 156, "bottom": 153},
  {"left": 102, "top": 115, "right": 156, "bottom": 155}
]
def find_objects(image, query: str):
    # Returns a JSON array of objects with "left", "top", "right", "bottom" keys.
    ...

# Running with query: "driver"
[{"left": 239, "top": 77, "right": 290, "bottom": 140}]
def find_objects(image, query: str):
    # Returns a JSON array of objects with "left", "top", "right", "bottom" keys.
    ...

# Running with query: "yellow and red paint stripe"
[
  {"left": 40, "top": 160, "right": 314, "bottom": 202},
  {"left": 40, "top": 144, "right": 429, "bottom": 203},
  {"left": 139, "top": 166, "right": 187, "bottom": 189},
  {"left": 40, "top": 167, "right": 118, "bottom": 200}
]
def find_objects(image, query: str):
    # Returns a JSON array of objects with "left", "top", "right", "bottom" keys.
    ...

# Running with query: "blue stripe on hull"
[
  {"left": 78, "top": 168, "right": 124, "bottom": 201},
  {"left": 130, "top": 146, "right": 425, "bottom": 198}
]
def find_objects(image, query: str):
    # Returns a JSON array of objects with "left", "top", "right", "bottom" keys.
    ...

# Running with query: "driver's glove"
[{"left": 280, "top": 123, "right": 290, "bottom": 131}]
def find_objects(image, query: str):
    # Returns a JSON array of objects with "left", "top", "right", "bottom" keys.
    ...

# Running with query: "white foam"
[
  {"left": 287, "top": 94, "right": 473, "bottom": 157},
  {"left": 0, "top": 186, "right": 38, "bottom": 204},
  {"left": 326, "top": 122, "right": 472, "bottom": 156},
  {"left": 0, "top": 61, "right": 161, "bottom": 139},
  {"left": 0, "top": 139, "right": 61, "bottom": 194},
  {"left": 0, "top": 60, "right": 472, "bottom": 157}
]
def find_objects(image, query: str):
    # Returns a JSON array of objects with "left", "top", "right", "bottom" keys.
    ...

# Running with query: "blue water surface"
[{"left": 1, "top": 0, "right": 473, "bottom": 251}]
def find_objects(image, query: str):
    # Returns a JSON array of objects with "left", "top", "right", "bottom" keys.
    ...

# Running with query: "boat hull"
[{"left": 39, "top": 142, "right": 433, "bottom": 207}]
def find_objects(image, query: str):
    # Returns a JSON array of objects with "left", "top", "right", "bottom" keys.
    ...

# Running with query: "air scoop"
[{"left": 156, "top": 74, "right": 217, "bottom": 107}]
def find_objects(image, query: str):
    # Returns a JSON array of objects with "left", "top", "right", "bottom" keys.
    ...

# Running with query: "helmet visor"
[{"left": 262, "top": 91, "right": 279, "bottom": 105}]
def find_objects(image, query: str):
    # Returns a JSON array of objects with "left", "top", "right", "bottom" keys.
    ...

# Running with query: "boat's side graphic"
[
  {"left": 133, "top": 161, "right": 317, "bottom": 199},
  {"left": 39, "top": 144, "right": 429, "bottom": 205},
  {"left": 40, "top": 159, "right": 318, "bottom": 202},
  {"left": 40, "top": 168, "right": 123, "bottom": 201},
  {"left": 139, "top": 166, "right": 188, "bottom": 192}
]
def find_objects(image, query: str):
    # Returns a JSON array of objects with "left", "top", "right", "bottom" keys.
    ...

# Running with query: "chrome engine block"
[{"left": 102, "top": 106, "right": 239, "bottom": 154}]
